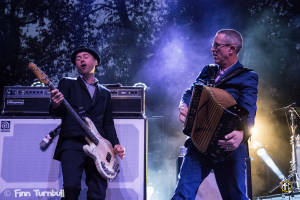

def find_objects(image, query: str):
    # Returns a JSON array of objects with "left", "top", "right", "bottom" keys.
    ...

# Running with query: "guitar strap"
[
  {"left": 76, "top": 77, "right": 101, "bottom": 119},
  {"left": 75, "top": 77, "right": 90, "bottom": 118},
  {"left": 214, "top": 67, "right": 253, "bottom": 144}
]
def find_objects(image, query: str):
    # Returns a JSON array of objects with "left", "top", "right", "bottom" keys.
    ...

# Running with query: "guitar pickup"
[{"left": 106, "top": 152, "right": 112, "bottom": 163}]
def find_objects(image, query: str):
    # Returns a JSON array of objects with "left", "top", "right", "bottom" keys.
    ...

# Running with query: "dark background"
[{"left": 1, "top": 0, "right": 300, "bottom": 199}]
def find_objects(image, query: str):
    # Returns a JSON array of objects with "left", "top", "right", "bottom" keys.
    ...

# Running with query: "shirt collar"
[
  {"left": 219, "top": 60, "right": 238, "bottom": 73},
  {"left": 79, "top": 75, "right": 99, "bottom": 86}
]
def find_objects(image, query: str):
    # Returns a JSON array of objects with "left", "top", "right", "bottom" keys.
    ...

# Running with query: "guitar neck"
[{"left": 49, "top": 82, "right": 99, "bottom": 145}]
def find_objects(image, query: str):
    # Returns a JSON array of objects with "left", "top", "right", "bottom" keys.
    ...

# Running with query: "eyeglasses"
[{"left": 211, "top": 42, "right": 231, "bottom": 49}]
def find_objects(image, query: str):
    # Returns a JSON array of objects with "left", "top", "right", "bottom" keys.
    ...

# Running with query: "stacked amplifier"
[
  {"left": 1, "top": 86, "right": 50, "bottom": 115},
  {"left": 1, "top": 86, "right": 145, "bottom": 117},
  {"left": 108, "top": 86, "right": 145, "bottom": 117}
]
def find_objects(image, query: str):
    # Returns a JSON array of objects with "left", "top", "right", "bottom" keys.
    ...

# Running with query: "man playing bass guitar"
[{"left": 50, "top": 47, "right": 125, "bottom": 200}]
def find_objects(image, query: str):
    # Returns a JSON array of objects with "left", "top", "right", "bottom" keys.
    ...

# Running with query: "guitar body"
[{"left": 82, "top": 117, "right": 120, "bottom": 180}]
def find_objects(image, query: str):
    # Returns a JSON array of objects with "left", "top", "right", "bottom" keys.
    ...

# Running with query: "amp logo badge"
[{"left": 1, "top": 121, "right": 11, "bottom": 132}]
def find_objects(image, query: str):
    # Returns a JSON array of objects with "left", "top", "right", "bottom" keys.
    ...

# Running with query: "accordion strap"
[
  {"left": 214, "top": 67, "right": 253, "bottom": 144},
  {"left": 214, "top": 67, "right": 252, "bottom": 87}
]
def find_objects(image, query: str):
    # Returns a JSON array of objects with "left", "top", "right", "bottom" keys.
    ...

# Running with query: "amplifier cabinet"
[
  {"left": 109, "top": 87, "right": 145, "bottom": 116},
  {"left": 0, "top": 117, "right": 62, "bottom": 199},
  {"left": 1, "top": 86, "right": 50, "bottom": 115},
  {"left": 1, "top": 86, "right": 145, "bottom": 117},
  {"left": 107, "top": 118, "right": 147, "bottom": 200},
  {"left": 0, "top": 117, "right": 147, "bottom": 200}
]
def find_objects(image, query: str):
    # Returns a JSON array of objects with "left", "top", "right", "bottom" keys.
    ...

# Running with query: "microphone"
[{"left": 40, "top": 124, "right": 61, "bottom": 151}]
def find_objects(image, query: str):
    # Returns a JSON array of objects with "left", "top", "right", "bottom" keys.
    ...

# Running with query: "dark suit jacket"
[
  {"left": 50, "top": 76, "right": 120, "bottom": 160},
  {"left": 182, "top": 61, "right": 258, "bottom": 142}
]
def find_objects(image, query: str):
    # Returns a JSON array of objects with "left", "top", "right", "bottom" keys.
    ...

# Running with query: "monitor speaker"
[{"left": 0, "top": 117, "right": 147, "bottom": 200}]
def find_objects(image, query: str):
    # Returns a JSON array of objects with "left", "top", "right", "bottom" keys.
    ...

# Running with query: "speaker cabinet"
[
  {"left": 0, "top": 117, "right": 62, "bottom": 199},
  {"left": 0, "top": 117, "right": 146, "bottom": 200},
  {"left": 107, "top": 118, "right": 147, "bottom": 200}
]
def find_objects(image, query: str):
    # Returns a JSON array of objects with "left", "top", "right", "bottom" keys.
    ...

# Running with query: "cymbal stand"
[
  {"left": 285, "top": 106, "right": 300, "bottom": 191},
  {"left": 268, "top": 104, "right": 300, "bottom": 194}
]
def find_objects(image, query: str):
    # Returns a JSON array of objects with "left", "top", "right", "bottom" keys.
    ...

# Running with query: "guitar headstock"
[{"left": 28, "top": 62, "right": 50, "bottom": 86}]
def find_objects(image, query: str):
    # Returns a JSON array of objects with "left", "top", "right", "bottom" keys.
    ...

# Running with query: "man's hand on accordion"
[
  {"left": 218, "top": 130, "right": 244, "bottom": 151},
  {"left": 178, "top": 103, "right": 188, "bottom": 123}
]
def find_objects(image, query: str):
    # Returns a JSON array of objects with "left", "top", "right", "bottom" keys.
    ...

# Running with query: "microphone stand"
[{"left": 269, "top": 103, "right": 300, "bottom": 194}]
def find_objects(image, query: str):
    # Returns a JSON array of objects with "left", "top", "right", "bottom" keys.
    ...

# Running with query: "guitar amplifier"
[
  {"left": 1, "top": 86, "right": 145, "bottom": 117},
  {"left": 1, "top": 86, "right": 50, "bottom": 115},
  {"left": 108, "top": 86, "right": 145, "bottom": 117}
]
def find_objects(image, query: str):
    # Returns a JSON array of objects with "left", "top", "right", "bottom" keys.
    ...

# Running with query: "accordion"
[{"left": 183, "top": 84, "right": 248, "bottom": 162}]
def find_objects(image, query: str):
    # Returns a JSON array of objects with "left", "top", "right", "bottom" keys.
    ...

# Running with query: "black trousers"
[{"left": 60, "top": 149, "right": 107, "bottom": 200}]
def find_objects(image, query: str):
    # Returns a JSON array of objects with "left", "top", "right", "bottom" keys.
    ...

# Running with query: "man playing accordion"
[{"left": 172, "top": 29, "right": 258, "bottom": 200}]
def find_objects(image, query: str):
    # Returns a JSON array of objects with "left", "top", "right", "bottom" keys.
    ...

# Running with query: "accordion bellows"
[
  {"left": 183, "top": 84, "right": 247, "bottom": 162},
  {"left": 190, "top": 86, "right": 236, "bottom": 153}
]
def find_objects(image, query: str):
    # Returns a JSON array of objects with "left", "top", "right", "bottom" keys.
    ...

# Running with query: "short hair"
[{"left": 216, "top": 29, "right": 243, "bottom": 53}]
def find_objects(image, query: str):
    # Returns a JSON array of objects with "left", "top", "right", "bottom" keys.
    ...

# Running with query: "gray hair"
[{"left": 217, "top": 29, "right": 243, "bottom": 53}]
